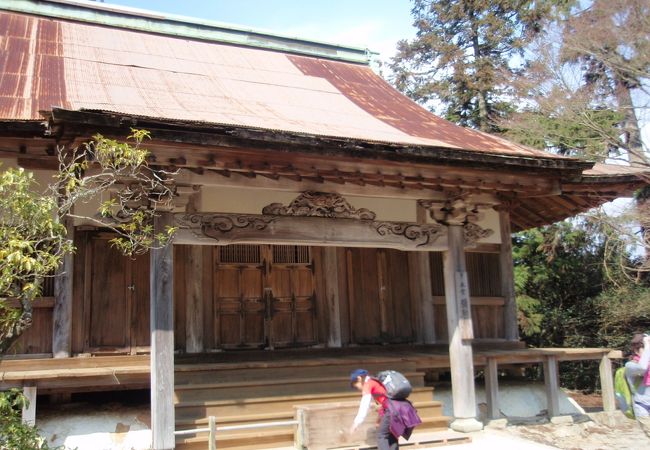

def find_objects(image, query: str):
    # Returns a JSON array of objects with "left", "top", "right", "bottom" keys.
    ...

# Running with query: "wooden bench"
[{"left": 475, "top": 348, "right": 623, "bottom": 420}]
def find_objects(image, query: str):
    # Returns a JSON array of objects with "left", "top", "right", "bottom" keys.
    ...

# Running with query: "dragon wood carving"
[
  {"left": 373, "top": 222, "right": 445, "bottom": 247},
  {"left": 262, "top": 191, "right": 376, "bottom": 220},
  {"left": 177, "top": 214, "right": 275, "bottom": 241}
]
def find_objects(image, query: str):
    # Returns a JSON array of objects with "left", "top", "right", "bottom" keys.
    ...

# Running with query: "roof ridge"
[{"left": 0, "top": 0, "right": 375, "bottom": 64}]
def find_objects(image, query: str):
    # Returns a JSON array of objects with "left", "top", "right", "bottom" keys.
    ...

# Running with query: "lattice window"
[
  {"left": 40, "top": 275, "right": 55, "bottom": 297},
  {"left": 466, "top": 252, "right": 502, "bottom": 297},
  {"left": 218, "top": 245, "right": 262, "bottom": 264},
  {"left": 429, "top": 251, "right": 502, "bottom": 297},
  {"left": 272, "top": 245, "right": 310, "bottom": 264}
]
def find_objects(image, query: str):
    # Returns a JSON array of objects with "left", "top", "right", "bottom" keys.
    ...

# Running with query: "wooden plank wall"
[
  {"left": 7, "top": 239, "right": 508, "bottom": 356},
  {"left": 5, "top": 298, "right": 54, "bottom": 355},
  {"left": 431, "top": 251, "right": 505, "bottom": 341}
]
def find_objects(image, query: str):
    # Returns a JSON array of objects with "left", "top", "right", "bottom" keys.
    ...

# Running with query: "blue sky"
[{"left": 99, "top": 0, "right": 416, "bottom": 61}]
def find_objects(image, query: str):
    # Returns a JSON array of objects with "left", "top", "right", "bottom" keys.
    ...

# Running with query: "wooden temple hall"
[{"left": 0, "top": 1, "right": 647, "bottom": 449}]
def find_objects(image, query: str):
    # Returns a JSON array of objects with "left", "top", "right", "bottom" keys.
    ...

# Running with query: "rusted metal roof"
[{"left": 0, "top": 8, "right": 574, "bottom": 161}]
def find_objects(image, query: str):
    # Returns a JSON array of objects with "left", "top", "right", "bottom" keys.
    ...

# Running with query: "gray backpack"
[{"left": 377, "top": 370, "right": 412, "bottom": 400}]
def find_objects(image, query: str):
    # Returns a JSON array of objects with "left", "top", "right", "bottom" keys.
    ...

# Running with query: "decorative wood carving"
[
  {"left": 418, "top": 196, "right": 494, "bottom": 245},
  {"left": 262, "top": 191, "right": 377, "bottom": 220},
  {"left": 374, "top": 222, "right": 445, "bottom": 247},
  {"left": 174, "top": 212, "right": 448, "bottom": 250},
  {"left": 463, "top": 222, "right": 494, "bottom": 245},
  {"left": 177, "top": 214, "right": 276, "bottom": 241}
]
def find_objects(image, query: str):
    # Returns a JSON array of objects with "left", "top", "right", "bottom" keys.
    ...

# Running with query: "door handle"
[{"left": 264, "top": 288, "right": 275, "bottom": 319}]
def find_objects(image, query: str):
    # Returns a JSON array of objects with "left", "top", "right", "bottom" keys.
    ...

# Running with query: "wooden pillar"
[
  {"left": 22, "top": 385, "right": 37, "bottom": 425},
  {"left": 599, "top": 354, "right": 616, "bottom": 413},
  {"left": 52, "top": 218, "right": 74, "bottom": 358},
  {"left": 543, "top": 355, "right": 561, "bottom": 418},
  {"left": 443, "top": 224, "right": 482, "bottom": 432},
  {"left": 185, "top": 246, "right": 204, "bottom": 353},
  {"left": 498, "top": 208, "right": 519, "bottom": 341},
  {"left": 408, "top": 251, "right": 435, "bottom": 343},
  {"left": 484, "top": 357, "right": 500, "bottom": 420},
  {"left": 323, "top": 247, "right": 342, "bottom": 347},
  {"left": 151, "top": 212, "right": 175, "bottom": 450}
]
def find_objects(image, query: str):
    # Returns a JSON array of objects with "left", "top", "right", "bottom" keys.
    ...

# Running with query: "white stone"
[
  {"left": 485, "top": 418, "right": 509, "bottom": 430},
  {"left": 451, "top": 417, "right": 484, "bottom": 433}
]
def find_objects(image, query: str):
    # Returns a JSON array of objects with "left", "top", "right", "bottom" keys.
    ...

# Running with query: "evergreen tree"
[
  {"left": 390, "top": 0, "right": 558, "bottom": 132},
  {"left": 561, "top": 0, "right": 649, "bottom": 165}
]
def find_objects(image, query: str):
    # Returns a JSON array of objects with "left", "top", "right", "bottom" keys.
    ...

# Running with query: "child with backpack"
[
  {"left": 624, "top": 333, "right": 650, "bottom": 436},
  {"left": 349, "top": 369, "right": 421, "bottom": 450}
]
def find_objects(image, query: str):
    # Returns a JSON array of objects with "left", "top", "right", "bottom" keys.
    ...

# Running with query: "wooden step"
[
  {"left": 175, "top": 412, "right": 449, "bottom": 450},
  {"left": 175, "top": 372, "right": 426, "bottom": 391},
  {"left": 174, "top": 372, "right": 426, "bottom": 403},
  {"left": 176, "top": 427, "right": 294, "bottom": 450},
  {"left": 175, "top": 361, "right": 421, "bottom": 385},
  {"left": 175, "top": 410, "right": 290, "bottom": 428},
  {"left": 175, "top": 388, "right": 436, "bottom": 421},
  {"left": 176, "top": 400, "right": 443, "bottom": 429}
]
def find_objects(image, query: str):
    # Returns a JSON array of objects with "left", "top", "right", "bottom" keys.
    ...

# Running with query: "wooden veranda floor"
[
  {"left": 1, "top": 343, "right": 623, "bottom": 449},
  {"left": 0, "top": 342, "right": 622, "bottom": 393}
]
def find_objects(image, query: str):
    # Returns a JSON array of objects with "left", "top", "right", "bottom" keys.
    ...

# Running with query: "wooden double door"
[
  {"left": 213, "top": 245, "right": 317, "bottom": 349},
  {"left": 83, "top": 235, "right": 150, "bottom": 353}
]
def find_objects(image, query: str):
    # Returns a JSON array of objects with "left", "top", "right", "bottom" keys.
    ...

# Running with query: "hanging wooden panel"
[
  {"left": 130, "top": 254, "right": 151, "bottom": 349},
  {"left": 346, "top": 248, "right": 382, "bottom": 344},
  {"left": 87, "top": 237, "right": 129, "bottom": 350},
  {"left": 241, "top": 267, "right": 265, "bottom": 346},
  {"left": 384, "top": 249, "right": 414, "bottom": 342},
  {"left": 293, "top": 266, "right": 317, "bottom": 344},
  {"left": 269, "top": 266, "right": 294, "bottom": 346}
]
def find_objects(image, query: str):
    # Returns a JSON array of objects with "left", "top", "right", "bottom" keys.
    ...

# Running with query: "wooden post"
[
  {"left": 208, "top": 415, "right": 217, "bottom": 450},
  {"left": 484, "top": 357, "right": 500, "bottom": 420},
  {"left": 443, "top": 224, "right": 482, "bottom": 432},
  {"left": 22, "top": 385, "right": 37, "bottom": 425},
  {"left": 599, "top": 354, "right": 616, "bottom": 413},
  {"left": 408, "top": 251, "right": 435, "bottom": 343},
  {"left": 151, "top": 212, "right": 175, "bottom": 450},
  {"left": 322, "top": 247, "right": 342, "bottom": 347},
  {"left": 185, "top": 245, "right": 204, "bottom": 353},
  {"left": 543, "top": 355, "right": 560, "bottom": 418},
  {"left": 498, "top": 208, "right": 519, "bottom": 341},
  {"left": 52, "top": 218, "right": 74, "bottom": 358},
  {"left": 411, "top": 202, "right": 435, "bottom": 343}
]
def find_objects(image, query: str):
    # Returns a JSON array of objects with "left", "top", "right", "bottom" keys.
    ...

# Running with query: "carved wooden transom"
[{"left": 262, "top": 191, "right": 377, "bottom": 220}]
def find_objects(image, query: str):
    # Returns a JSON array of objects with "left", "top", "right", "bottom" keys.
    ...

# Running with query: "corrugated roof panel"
[{"left": 0, "top": 9, "right": 570, "bottom": 159}]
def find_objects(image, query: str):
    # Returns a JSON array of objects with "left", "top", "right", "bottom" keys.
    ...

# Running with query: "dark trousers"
[{"left": 377, "top": 412, "right": 398, "bottom": 450}]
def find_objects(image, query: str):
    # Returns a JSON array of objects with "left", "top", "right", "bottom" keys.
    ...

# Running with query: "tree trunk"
[
  {"left": 470, "top": 20, "right": 490, "bottom": 132},
  {"left": 614, "top": 76, "right": 645, "bottom": 167},
  {"left": 614, "top": 73, "right": 649, "bottom": 261}
]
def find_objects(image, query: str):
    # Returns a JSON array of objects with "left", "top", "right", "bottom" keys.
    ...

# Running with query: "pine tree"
[
  {"left": 561, "top": 0, "right": 649, "bottom": 165},
  {"left": 390, "top": 0, "right": 558, "bottom": 132}
]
